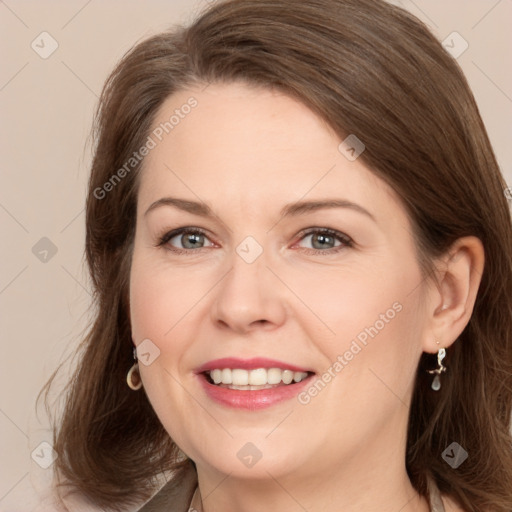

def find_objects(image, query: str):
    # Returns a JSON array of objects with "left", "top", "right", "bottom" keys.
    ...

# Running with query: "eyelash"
[
  {"left": 156, "top": 227, "right": 354, "bottom": 255},
  {"left": 297, "top": 228, "right": 354, "bottom": 254},
  {"left": 156, "top": 227, "right": 212, "bottom": 255}
]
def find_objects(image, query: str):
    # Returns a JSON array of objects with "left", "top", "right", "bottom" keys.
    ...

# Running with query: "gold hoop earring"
[
  {"left": 127, "top": 347, "right": 142, "bottom": 390},
  {"left": 427, "top": 347, "right": 447, "bottom": 391}
]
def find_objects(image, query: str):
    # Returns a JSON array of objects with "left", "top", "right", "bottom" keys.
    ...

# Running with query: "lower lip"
[{"left": 197, "top": 374, "right": 314, "bottom": 410}]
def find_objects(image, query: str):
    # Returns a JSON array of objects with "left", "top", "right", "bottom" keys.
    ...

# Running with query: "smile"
[
  {"left": 196, "top": 357, "right": 315, "bottom": 409},
  {"left": 206, "top": 368, "right": 310, "bottom": 389}
]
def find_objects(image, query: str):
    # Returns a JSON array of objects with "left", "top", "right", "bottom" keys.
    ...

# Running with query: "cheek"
[
  {"left": 128, "top": 252, "right": 214, "bottom": 401},
  {"left": 128, "top": 256, "right": 199, "bottom": 436},
  {"left": 129, "top": 252, "right": 206, "bottom": 343},
  {"left": 281, "top": 260, "right": 408, "bottom": 341},
  {"left": 287, "top": 259, "right": 424, "bottom": 393},
  {"left": 292, "top": 291, "right": 423, "bottom": 445}
]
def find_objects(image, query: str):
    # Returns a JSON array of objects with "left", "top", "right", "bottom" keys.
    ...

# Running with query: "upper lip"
[{"left": 195, "top": 357, "right": 313, "bottom": 374}]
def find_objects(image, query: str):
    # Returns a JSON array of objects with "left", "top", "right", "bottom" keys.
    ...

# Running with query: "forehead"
[{"left": 138, "top": 82, "right": 402, "bottom": 220}]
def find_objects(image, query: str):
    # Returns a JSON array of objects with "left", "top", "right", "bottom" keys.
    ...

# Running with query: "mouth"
[
  {"left": 195, "top": 357, "right": 315, "bottom": 409},
  {"left": 203, "top": 367, "right": 313, "bottom": 390}
]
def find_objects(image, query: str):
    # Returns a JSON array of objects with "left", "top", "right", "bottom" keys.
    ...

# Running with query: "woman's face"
[{"left": 129, "top": 82, "right": 432, "bottom": 485}]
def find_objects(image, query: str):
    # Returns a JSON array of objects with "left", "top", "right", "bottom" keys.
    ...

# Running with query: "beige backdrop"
[{"left": 1, "top": 0, "right": 511, "bottom": 507}]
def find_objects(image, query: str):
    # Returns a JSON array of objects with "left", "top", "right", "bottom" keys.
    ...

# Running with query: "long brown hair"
[{"left": 40, "top": 0, "right": 512, "bottom": 510}]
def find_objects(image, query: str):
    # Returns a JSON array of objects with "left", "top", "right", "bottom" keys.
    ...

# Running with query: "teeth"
[
  {"left": 232, "top": 369, "right": 249, "bottom": 385},
  {"left": 207, "top": 367, "right": 309, "bottom": 387},
  {"left": 248, "top": 368, "right": 267, "bottom": 385},
  {"left": 282, "top": 370, "right": 294, "bottom": 384},
  {"left": 211, "top": 369, "right": 222, "bottom": 384},
  {"left": 221, "top": 368, "right": 232, "bottom": 384},
  {"left": 267, "top": 368, "right": 282, "bottom": 384}
]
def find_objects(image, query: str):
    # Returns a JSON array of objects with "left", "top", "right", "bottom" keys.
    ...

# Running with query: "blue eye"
[
  {"left": 159, "top": 228, "right": 214, "bottom": 250},
  {"left": 157, "top": 227, "right": 352, "bottom": 255},
  {"left": 296, "top": 228, "right": 353, "bottom": 252}
]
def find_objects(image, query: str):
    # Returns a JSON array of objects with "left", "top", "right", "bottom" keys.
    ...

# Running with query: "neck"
[
  {"left": 195, "top": 466, "right": 429, "bottom": 512},
  {"left": 194, "top": 423, "right": 430, "bottom": 512}
]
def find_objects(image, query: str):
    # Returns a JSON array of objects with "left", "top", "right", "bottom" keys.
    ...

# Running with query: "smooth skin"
[{"left": 129, "top": 82, "right": 483, "bottom": 512}]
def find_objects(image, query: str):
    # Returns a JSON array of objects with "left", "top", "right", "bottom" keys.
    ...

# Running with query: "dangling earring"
[
  {"left": 127, "top": 346, "right": 142, "bottom": 390},
  {"left": 427, "top": 344, "right": 447, "bottom": 391}
]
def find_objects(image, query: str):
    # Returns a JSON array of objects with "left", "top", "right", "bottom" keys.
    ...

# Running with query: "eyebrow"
[
  {"left": 145, "top": 197, "right": 212, "bottom": 217},
  {"left": 144, "top": 197, "right": 376, "bottom": 222},
  {"left": 280, "top": 199, "right": 376, "bottom": 222}
]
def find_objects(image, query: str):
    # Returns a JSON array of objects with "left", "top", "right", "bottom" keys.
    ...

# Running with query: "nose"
[{"left": 211, "top": 248, "right": 287, "bottom": 334}]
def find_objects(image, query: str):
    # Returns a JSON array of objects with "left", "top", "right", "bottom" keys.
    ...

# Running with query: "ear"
[{"left": 421, "top": 236, "right": 485, "bottom": 354}]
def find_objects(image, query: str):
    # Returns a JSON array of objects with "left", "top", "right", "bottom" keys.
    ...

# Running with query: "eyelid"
[
  {"left": 156, "top": 226, "right": 353, "bottom": 254},
  {"left": 157, "top": 226, "right": 215, "bottom": 249},
  {"left": 291, "top": 227, "right": 353, "bottom": 252},
  {"left": 295, "top": 227, "right": 352, "bottom": 243}
]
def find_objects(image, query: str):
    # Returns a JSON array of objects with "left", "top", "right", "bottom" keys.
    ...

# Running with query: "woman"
[{"left": 39, "top": 0, "right": 512, "bottom": 511}]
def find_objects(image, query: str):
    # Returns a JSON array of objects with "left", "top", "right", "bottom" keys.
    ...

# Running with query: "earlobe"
[{"left": 422, "top": 236, "right": 485, "bottom": 354}]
